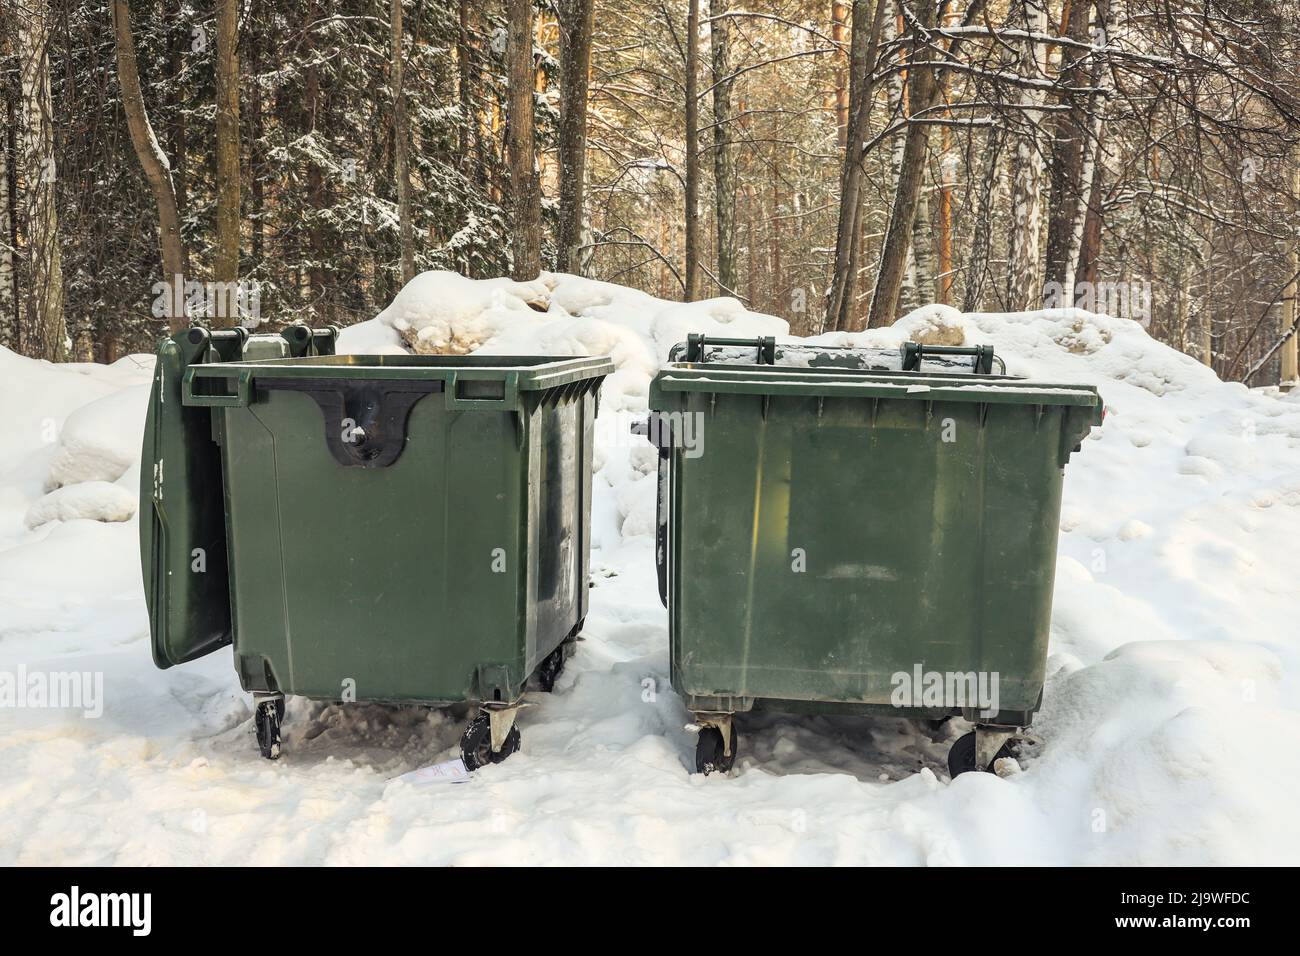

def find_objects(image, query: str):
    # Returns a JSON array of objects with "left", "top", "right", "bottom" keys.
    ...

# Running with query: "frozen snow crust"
[{"left": 2, "top": 272, "right": 1298, "bottom": 864}]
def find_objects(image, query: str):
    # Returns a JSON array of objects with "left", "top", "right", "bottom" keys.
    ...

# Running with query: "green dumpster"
[
  {"left": 643, "top": 335, "right": 1103, "bottom": 776},
  {"left": 141, "top": 326, "right": 613, "bottom": 767}
]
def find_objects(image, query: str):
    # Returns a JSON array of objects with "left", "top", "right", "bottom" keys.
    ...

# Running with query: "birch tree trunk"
[
  {"left": 556, "top": 0, "right": 594, "bottom": 275},
  {"left": 17, "top": 0, "right": 64, "bottom": 359},
  {"left": 0, "top": 88, "right": 15, "bottom": 349},
  {"left": 1004, "top": 0, "right": 1050, "bottom": 311},
  {"left": 1281, "top": 157, "right": 1299, "bottom": 388},
  {"left": 907, "top": 154, "right": 934, "bottom": 311},
  {"left": 112, "top": 0, "right": 185, "bottom": 332},
  {"left": 885, "top": 7, "right": 918, "bottom": 318},
  {"left": 214, "top": 0, "right": 240, "bottom": 322},
  {"left": 683, "top": 0, "right": 700, "bottom": 300},
  {"left": 392, "top": 0, "right": 414, "bottom": 284},
  {"left": 710, "top": 0, "right": 738, "bottom": 296},
  {"left": 507, "top": 0, "right": 541, "bottom": 280},
  {"left": 1198, "top": 229, "right": 1214, "bottom": 366}
]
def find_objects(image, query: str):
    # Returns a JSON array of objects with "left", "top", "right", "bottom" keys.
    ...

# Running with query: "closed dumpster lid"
[{"left": 654, "top": 335, "right": 1103, "bottom": 420}]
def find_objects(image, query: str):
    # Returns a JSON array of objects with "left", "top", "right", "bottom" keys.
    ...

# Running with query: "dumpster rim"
[
  {"left": 183, "top": 353, "right": 615, "bottom": 394},
  {"left": 649, "top": 365, "right": 1102, "bottom": 409}
]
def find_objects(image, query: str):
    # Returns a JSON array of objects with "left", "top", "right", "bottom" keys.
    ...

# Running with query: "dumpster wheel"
[
  {"left": 254, "top": 695, "right": 285, "bottom": 761},
  {"left": 695, "top": 724, "right": 738, "bottom": 775},
  {"left": 460, "top": 710, "right": 522, "bottom": 771},
  {"left": 536, "top": 644, "right": 567, "bottom": 693},
  {"left": 947, "top": 730, "right": 1017, "bottom": 778}
]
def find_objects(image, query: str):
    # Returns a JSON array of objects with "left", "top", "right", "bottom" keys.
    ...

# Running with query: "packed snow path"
[{"left": 2, "top": 272, "right": 1298, "bottom": 864}]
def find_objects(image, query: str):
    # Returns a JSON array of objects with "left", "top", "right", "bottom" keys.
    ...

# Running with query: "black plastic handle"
[
  {"left": 672, "top": 334, "right": 777, "bottom": 365},
  {"left": 900, "top": 341, "right": 1001, "bottom": 375}
]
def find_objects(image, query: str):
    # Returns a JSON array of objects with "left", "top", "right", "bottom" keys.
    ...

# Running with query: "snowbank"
[{"left": 2, "top": 272, "right": 1299, "bottom": 865}]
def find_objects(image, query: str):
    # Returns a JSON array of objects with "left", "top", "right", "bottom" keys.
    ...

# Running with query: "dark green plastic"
[
  {"left": 142, "top": 328, "right": 612, "bottom": 707},
  {"left": 648, "top": 342, "right": 1103, "bottom": 726}
]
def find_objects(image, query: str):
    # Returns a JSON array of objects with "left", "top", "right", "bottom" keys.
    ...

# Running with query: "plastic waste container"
[
  {"left": 641, "top": 335, "right": 1103, "bottom": 776},
  {"left": 141, "top": 325, "right": 613, "bottom": 767}
]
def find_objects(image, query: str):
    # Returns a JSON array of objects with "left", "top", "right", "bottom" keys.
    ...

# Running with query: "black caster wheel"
[
  {"left": 695, "top": 724, "right": 737, "bottom": 775},
  {"left": 460, "top": 712, "right": 522, "bottom": 771},
  {"left": 536, "top": 644, "right": 566, "bottom": 692},
  {"left": 254, "top": 697, "right": 285, "bottom": 760},
  {"left": 947, "top": 730, "right": 1016, "bottom": 778}
]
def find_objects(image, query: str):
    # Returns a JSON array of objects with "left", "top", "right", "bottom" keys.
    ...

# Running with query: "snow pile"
[
  {"left": 0, "top": 350, "right": 152, "bottom": 547},
  {"left": 2, "top": 271, "right": 1299, "bottom": 864},
  {"left": 24, "top": 481, "right": 138, "bottom": 530},
  {"left": 341, "top": 271, "right": 786, "bottom": 417}
]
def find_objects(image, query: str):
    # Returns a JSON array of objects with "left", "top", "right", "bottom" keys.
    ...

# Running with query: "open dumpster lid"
[{"left": 142, "top": 326, "right": 339, "bottom": 669}]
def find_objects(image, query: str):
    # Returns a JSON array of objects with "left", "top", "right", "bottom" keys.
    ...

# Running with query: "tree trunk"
[
  {"left": 865, "top": 0, "right": 937, "bottom": 329},
  {"left": 249, "top": 0, "right": 263, "bottom": 268},
  {"left": 1004, "top": 0, "right": 1050, "bottom": 311},
  {"left": 1281, "top": 156, "right": 1300, "bottom": 388},
  {"left": 826, "top": 0, "right": 887, "bottom": 332},
  {"left": 0, "top": 85, "right": 15, "bottom": 349},
  {"left": 556, "top": 0, "right": 594, "bottom": 275},
  {"left": 962, "top": 125, "right": 1004, "bottom": 312},
  {"left": 303, "top": 1, "right": 328, "bottom": 312},
  {"left": 166, "top": 0, "right": 187, "bottom": 238},
  {"left": 710, "top": 0, "right": 738, "bottom": 296},
  {"left": 1042, "top": 0, "right": 1091, "bottom": 294},
  {"left": 113, "top": 0, "right": 184, "bottom": 332},
  {"left": 907, "top": 153, "right": 934, "bottom": 311},
  {"left": 1075, "top": 138, "right": 1105, "bottom": 293},
  {"left": 458, "top": 0, "right": 478, "bottom": 185},
  {"left": 214, "top": 0, "right": 240, "bottom": 324},
  {"left": 506, "top": 0, "right": 541, "bottom": 280},
  {"left": 17, "top": 0, "right": 65, "bottom": 358},
  {"left": 1198, "top": 229, "right": 1214, "bottom": 366},
  {"left": 832, "top": 0, "right": 850, "bottom": 147},
  {"left": 683, "top": 0, "right": 701, "bottom": 300},
  {"left": 392, "top": 0, "right": 415, "bottom": 284},
  {"left": 1064, "top": 0, "right": 1113, "bottom": 294}
]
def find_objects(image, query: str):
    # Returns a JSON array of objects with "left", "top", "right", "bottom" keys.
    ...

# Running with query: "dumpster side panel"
[
  {"left": 220, "top": 389, "right": 524, "bottom": 704},
  {"left": 667, "top": 390, "right": 1067, "bottom": 717},
  {"left": 522, "top": 387, "right": 593, "bottom": 675}
]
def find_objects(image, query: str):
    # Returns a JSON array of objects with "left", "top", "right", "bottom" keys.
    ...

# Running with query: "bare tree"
[
  {"left": 866, "top": 0, "right": 940, "bottom": 328},
  {"left": 825, "top": 0, "right": 888, "bottom": 332},
  {"left": 16, "top": 0, "right": 64, "bottom": 358},
  {"left": 962, "top": 125, "right": 1004, "bottom": 312},
  {"left": 1063, "top": 0, "right": 1112, "bottom": 295},
  {"left": 709, "top": 0, "right": 738, "bottom": 296},
  {"left": 684, "top": 0, "right": 701, "bottom": 300},
  {"left": 1004, "top": 0, "right": 1049, "bottom": 311},
  {"left": 1043, "top": 0, "right": 1091, "bottom": 295},
  {"left": 557, "top": 0, "right": 595, "bottom": 275},
  {"left": 506, "top": 0, "right": 541, "bottom": 280},
  {"left": 111, "top": 0, "right": 184, "bottom": 332},
  {"left": 392, "top": 0, "right": 414, "bottom": 284},
  {"left": 213, "top": 0, "right": 239, "bottom": 323},
  {"left": 0, "top": 78, "right": 15, "bottom": 348}
]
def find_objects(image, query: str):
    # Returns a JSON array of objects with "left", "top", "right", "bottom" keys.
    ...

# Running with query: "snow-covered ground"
[{"left": 2, "top": 272, "right": 1299, "bottom": 865}]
